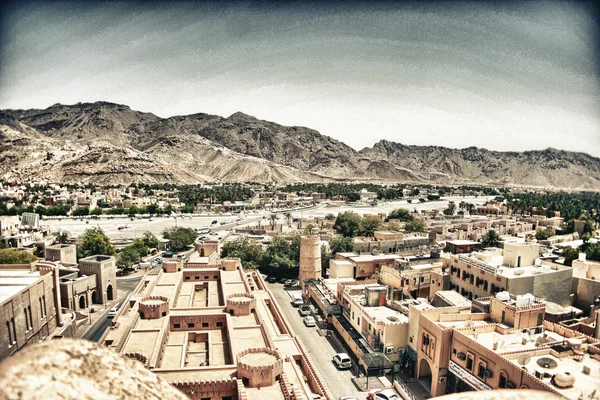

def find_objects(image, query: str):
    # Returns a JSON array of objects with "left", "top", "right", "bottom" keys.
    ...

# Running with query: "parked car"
[
  {"left": 292, "top": 294, "right": 304, "bottom": 307},
  {"left": 303, "top": 316, "right": 316, "bottom": 327},
  {"left": 268, "top": 276, "right": 277, "bottom": 283},
  {"left": 298, "top": 305, "right": 311, "bottom": 316},
  {"left": 278, "top": 277, "right": 287, "bottom": 284},
  {"left": 291, "top": 279, "right": 299, "bottom": 286},
  {"left": 211, "top": 220, "right": 218, "bottom": 224},
  {"left": 155, "top": 257, "right": 163, "bottom": 263},
  {"left": 284, "top": 279, "right": 294, "bottom": 287},
  {"left": 162, "top": 251, "right": 174, "bottom": 258},
  {"left": 332, "top": 353, "right": 352, "bottom": 369},
  {"left": 367, "top": 389, "right": 399, "bottom": 400},
  {"left": 339, "top": 396, "right": 358, "bottom": 400}
]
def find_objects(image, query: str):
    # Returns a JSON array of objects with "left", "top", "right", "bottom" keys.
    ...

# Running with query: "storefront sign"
[{"left": 449, "top": 361, "right": 492, "bottom": 391}]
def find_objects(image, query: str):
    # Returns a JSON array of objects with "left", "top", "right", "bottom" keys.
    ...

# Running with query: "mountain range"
[{"left": 1, "top": 101, "right": 599, "bottom": 190}]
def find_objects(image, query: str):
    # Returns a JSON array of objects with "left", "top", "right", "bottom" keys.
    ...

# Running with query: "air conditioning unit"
[
  {"left": 386, "top": 346, "right": 395, "bottom": 354},
  {"left": 484, "top": 369, "right": 493, "bottom": 378},
  {"left": 457, "top": 352, "right": 466, "bottom": 361},
  {"left": 438, "top": 376, "right": 447, "bottom": 383}
]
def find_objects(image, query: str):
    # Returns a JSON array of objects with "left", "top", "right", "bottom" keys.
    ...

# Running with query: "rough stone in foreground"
[{"left": 0, "top": 339, "right": 187, "bottom": 400}]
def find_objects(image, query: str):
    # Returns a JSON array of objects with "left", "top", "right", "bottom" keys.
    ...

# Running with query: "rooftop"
[{"left": 0, "top": 269, "right": 43, "bottom": 303}]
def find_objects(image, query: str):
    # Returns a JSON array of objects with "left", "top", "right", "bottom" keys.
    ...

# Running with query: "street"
[
  {"left": 268, "top": 282, "right": 370, "bottom": 400},
  {"left": 81, "top": 274, "right": 144, "bottom": 342}
]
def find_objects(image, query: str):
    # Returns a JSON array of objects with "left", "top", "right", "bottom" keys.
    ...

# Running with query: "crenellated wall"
[
  {"left": 226, "top": 293, "right": 256, "bottom": 316},
  {"left": 139, "top": 296, "right": 169, "bottom": 319},
  {"left": 236, "top": 347, "right": 283, "bottom": 388}
]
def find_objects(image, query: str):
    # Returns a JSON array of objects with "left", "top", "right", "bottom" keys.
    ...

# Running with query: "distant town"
[{"left": 0, "top": 180, "right": 599, "bottom": 400}]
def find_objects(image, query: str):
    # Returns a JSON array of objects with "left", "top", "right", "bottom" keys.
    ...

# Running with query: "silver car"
[{"left": 303, "top": 316, "right": 316, "bottom": 327}]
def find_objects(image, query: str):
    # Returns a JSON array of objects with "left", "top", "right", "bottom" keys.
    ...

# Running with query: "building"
[
  {"left": 102, "top": 258, "right": 334, "bottom": 400},
  {"left": 78, "top": 255, "right": 117, "bottom": 304},
  {"left": 435, "top": 243, "right": 573, "bottom": 306},
  {"left": 445, "top": 240, "right": 482, "bottom": 255},
  {"left": 44, "top": 244, "right": 77, "bottom": 266},
  {"left": 299, "top": 235, "right": 321, "bottom": 288},
  {"left": 571, "top": 255, "right": 600, "bottom": 313},
  {"left": 20, "top": 212, "right": 40, "bottom": 230},
  {"left": 416, "top": 292, "right": 600, "bottom": 400},
  {"left": 0, "top": 262, "right": 63, "bottom": 360}
]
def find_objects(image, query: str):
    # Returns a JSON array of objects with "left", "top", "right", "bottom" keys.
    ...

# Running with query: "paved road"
[
  {"left": 268, "top": 282, "right": 369, "bottom": 400},
  {"left": 82, "top": 275, "right": 144, "bottom": 342}
]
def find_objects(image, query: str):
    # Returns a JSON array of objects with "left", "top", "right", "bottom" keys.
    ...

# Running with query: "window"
[
  {"left": 453, "top": 348, "right": 457, "bottom": 355},
  {"left": 478, "top": 363, "right": 486, "bottom": 379},
  {"left": 202, "top": 322, "right": 209, "bottom": 328},
  {"left": 6, "top": 321, "right": 12, "bottom": 345},
  {"left": 216, "top": 322, "right": 223, "bottom": 327},
  {"left": 185, "top": 276, "right": 190, "bottom": 280},
  {"left": 11, "top": 317, "right": 16, "bottom": 343},
  {"left": 537, "top": 313, "right": 543, "bottom": 326},
  {"left": 174, "top": 323, "right": 181, "bottom": 329},
  {"left": 204, "top": 276, "right": 209, "bottom": 280},
  {"left": 498, "top": 372, "right": 507, "bottom": 388},
  {"left": 187, "top": 323, "right": 195, "bottom": 328},
  {"left": 466, "top": 355, "right": 474, "bottom": 371}
]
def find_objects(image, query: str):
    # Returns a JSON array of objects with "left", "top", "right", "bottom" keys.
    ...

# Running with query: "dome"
[{"left": 553, "top": 372, "right": 575, "bottom": 388}]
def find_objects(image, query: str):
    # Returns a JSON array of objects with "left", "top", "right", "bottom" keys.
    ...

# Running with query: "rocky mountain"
[{"left": 1, "top": 101, "right": 599, "bottom": 189}]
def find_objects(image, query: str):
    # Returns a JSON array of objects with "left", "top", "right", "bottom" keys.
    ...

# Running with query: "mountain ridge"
[{"left": 1, "top": 101, "right": 598, "bottom": 189}]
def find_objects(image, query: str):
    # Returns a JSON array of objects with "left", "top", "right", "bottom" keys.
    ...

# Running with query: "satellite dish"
[{"left": 517, "top": 354, "right": 531, "bottom": 367}]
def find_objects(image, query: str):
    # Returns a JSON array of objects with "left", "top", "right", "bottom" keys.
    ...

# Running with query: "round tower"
[{"left": 299, "top": 235, "right": 321, "bottom": 288}]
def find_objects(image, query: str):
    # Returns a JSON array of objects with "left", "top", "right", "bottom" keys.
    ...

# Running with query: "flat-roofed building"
[
  {"left": 102, "top": 257, "right": 334, "bottom": 400},
  {"left": 78, "top": 255, "right": 117, "bottom": 304},
  {"left": 416, "top": 292, "right": 600, "bottom": 399},
  {"left": 439, "top": 244, "right": 572, "bottom": 306},
  {"left": 44, "top": 244, "right": 77, "bottom": 266},
  {"left": 0, "top": 262, "right": 63, "bottom": 360}
]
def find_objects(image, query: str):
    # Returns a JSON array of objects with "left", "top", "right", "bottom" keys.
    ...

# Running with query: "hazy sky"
[{"left": 1, "top": 1, "right": 599, "bottom": 155}]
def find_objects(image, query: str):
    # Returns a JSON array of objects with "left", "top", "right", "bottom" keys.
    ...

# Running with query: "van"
[{"left": 292, "top": 294, "right": 303, "bottom": 307}]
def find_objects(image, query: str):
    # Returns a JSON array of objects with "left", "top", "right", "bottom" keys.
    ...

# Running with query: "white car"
[
  {"left": 333, "top": 353, "right": 352, "bottom": 369},
  {"left": 107, "top": 307, "right": 119, "bottom": 318},
  {"left": 303, "top": 316, "right": 316, "bottom": 327}
]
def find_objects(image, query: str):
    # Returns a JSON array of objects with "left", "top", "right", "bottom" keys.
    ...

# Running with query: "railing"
[
  {"left": 458, "top": 255, "right": 497, "bottom": 274},
  {"left": 395, "top": 376, "right": 419, "bottom": 400}
]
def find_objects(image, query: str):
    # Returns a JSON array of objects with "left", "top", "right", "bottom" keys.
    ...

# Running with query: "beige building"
[
  {"left": 78, "top": 255, "right": 117, "bottom": 304},
  {"left": 0, "top": 262, "right": 63, "bottom": 360},
  {"left": 299, "top": 235, "right": 321, "bottom": 288},
  {"left": 434, "top": 243, "right": 573, "bottom": 306},
  {"left": 102, "top": 257, "right": 333, "bottom": 400},
  {"left": 416, "top": 292, "right": 600, "bottom": 399},
  {"left": 571, "top": 255, "right": 600, "bottom": 313},
  {"left": 44, "top": 244, "right": 77, "bottom": 266}
]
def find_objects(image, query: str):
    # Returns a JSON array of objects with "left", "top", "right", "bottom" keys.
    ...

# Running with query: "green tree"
[
  {"left": 57, "top": 231, "right": 70, "bottom": 244},
  {"left": 220, "top": 236, "right": 264, "bottom": 269},
  {"left": 321, "top": 246, "right": 331, "bottom": 276},
  {"left": 329, "top": 235, "right": 354, "bottom": 254},
  {"left": 269, "top": 214, "right": 278, "bottom": 231},
  {"left": 361, "top": 215, "right": 381, "bottom": 237},
  {"left": 142, "top": 231, "right": 159, "bottom": 249},
  {"left": 284, "top": 211, "right": 293, "bottom": 227},
  {"left": 0, "top": 248, "right": 37, "bottom": 264},
  {"left": 90, "top": 207, "right": 103, "bottom": 216},
  {"left": 386, "top": 208, "right": 413, "bottom": 222},
  {"left": 347, "top": 193, "right": 360, "bottom": 202},
  {"left": 78, "top": 227, "right": 116, "bottom": 258},
  {"left": 72, "top": 207, "right": 90, "bottom": 216},
  {"left": 325, "top": 213, "right": 336, "bottom": 221},
  {"left": 404, "top": 218, "right": 426, "bottom": 233},
  {"left": 443, "top": 201, "right": 456, "bottom": 216},
  {"left": 535, "top": 230, "right": 552, "bottom": 241},
  {"left": 333, "top": 211, "right": 363, "bottom": 237},
  {"left": 117, "top": 246, "right": 140, "bottom": 269},
  {"left": 481, "top": 230, "right": 501, "bottom": 248},
  {"left": 162, "top": 227, "right": 196, "bottom": 250}
]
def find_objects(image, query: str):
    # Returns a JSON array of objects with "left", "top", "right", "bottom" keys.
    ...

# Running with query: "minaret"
[{"left": 299, "top": 236, "right": 321, "bottom": 288}]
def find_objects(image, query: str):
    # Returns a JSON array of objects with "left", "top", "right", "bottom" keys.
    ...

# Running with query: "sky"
[{"left": 1, "top": 1, "right": 599, "bottom": 156}]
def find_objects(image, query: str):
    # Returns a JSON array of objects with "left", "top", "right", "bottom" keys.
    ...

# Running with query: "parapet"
[
  {"left": 236, "top": 347, "right": 283, "bottom": 388},
  {"left": 163, "top": 259, "right": 183, "bottom": 273},
  {"left": 221, "top": 257, "right": 241, "bottom": 271},
  {"left": 139, "top": 296, "right": 169, "bottom": 319},
  {"left": 226, "top": 293, "right": 256, "bottom": 316}
]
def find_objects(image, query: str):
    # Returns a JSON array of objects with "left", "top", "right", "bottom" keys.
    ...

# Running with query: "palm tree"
[
  {"left": 269, "top": 214, "right": 278, "bottom": 231},
  {"left": 481, "top": 230, "right": 501, "bottom": 248},
  {"left": 284, "top": 212, "right": 292, "bottom": 227}
]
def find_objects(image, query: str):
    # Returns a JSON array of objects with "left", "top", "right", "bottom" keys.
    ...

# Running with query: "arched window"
[
  {"left": 6, "top": 321, "right": 12, "bottom": 345},
  {"left": 483, "top": 280, "right": 489, "bottom": 291},
  {"left": 498, "top": 372, "right": 508, "bottom": 388}
]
